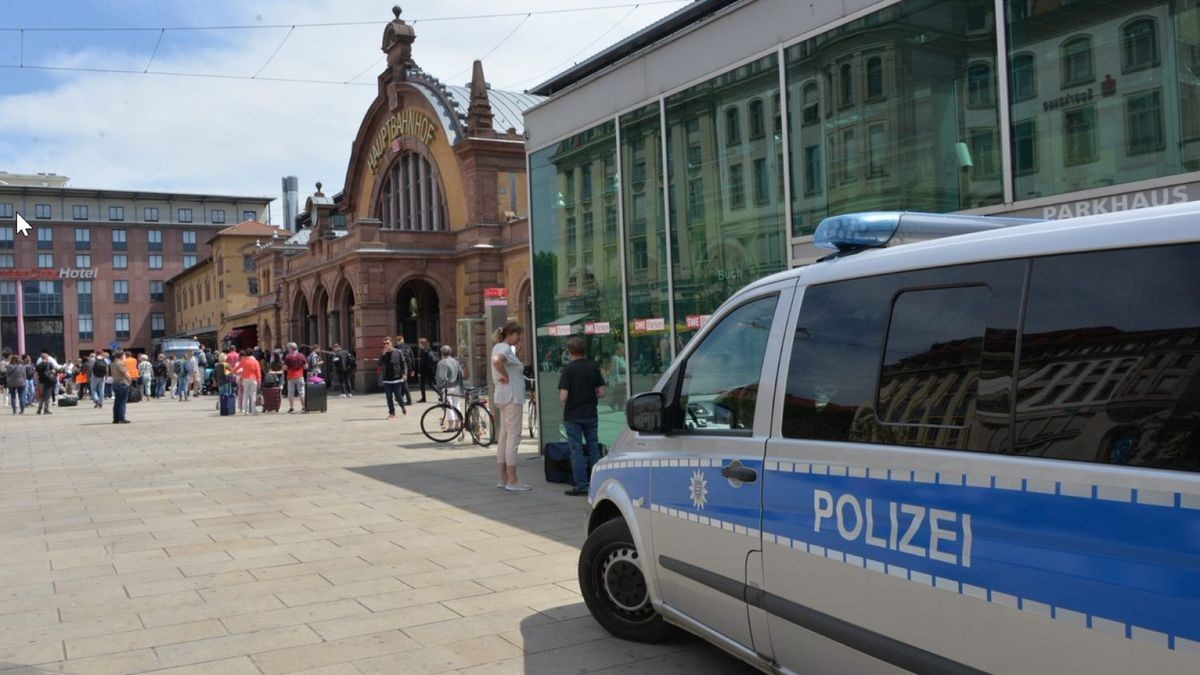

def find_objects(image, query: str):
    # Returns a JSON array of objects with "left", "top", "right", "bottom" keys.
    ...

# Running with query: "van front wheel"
[{"left": 579, "top": 517, "right": 673, "bottom": 643}]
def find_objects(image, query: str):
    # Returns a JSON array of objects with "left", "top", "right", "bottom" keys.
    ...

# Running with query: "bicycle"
[
  {"left": 420, "top": 386, "right": 495, "bottom": 446},
  {"left": 525, "top": 375, "right": 538, "bottom": 438}
]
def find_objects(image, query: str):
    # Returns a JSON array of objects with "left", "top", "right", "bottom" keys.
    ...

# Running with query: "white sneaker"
[
  {"left": 504, "top": 483, "right": 532, "bottom": 492},
  {"left": 496, "top": 482, "right": 506, "bottom": 489}
]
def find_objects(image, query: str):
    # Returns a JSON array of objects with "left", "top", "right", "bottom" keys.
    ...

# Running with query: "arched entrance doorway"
[
  {"left": 335, "top": 284, "right": 356, "bottom": 352},
  {"left": 518, "top": 279, "right": 533, "bottom": 363},
  {"left": 292, "top": 293, "right": 311, "bottom": 345},
  {"left": 396, "top": 279, "right": 440, "bottom": 345},
  {"left": 312, "top": 285, "right": 330, "bottom": 348}
]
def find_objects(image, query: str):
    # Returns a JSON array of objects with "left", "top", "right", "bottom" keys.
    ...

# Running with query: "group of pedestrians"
[
  {"left": 3, "top": 352, "right": 64, "bottom": 415},
  {"left": 378, "top": 335, "right": 440, "bottom": 419}
]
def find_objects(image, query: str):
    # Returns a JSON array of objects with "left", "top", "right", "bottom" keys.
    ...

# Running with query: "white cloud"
[{"left": 0, "top": 0, "right": 684, "bottom": 222}]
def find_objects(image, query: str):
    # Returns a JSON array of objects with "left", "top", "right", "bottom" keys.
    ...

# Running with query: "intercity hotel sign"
[
  {"left": 368, "top": 109, "right": 438, "bottom": 173},
  {"left": 0, "top": 267, "right": 97, "bottom": 281}
]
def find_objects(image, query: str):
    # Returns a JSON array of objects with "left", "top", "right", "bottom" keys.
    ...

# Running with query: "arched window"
[
  {"left": 802, "top": 82, "right": 819, "bottom": 125},
  {"left": 1010, "top": 52, "right": 1036, "bottom": 101},
  {"left": 725, "top": 107, "right": 742, "bottom": 145},
  {"left": 865, "top": 56, "right": 884, "bottom": 100},
  {"left": 839, "top": 63, "right": 854, "bottom": 106},
  {"left": 967, "top": 62, "right": 993, "bottom": 108},
  {"left": 375, "top": 152, "right": 447, "bottom": 231},
  {"left": 1061, "top": 36, "right": 1094, "bottom": 87},
  {"left": 748, "top": 99, "right": 765, "bottom": 139},
  {"left": 1122, "top": 18, "right": 1157, "bottom": 72}
]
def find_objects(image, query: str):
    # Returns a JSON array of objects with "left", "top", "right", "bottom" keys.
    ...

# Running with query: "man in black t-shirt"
[{"left": 558, "top": 337, "right": 607, "bottom": 496}]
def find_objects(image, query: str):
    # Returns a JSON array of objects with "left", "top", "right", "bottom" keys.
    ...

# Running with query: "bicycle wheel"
[
  {"left": 527, "top": 401, "right": 538, "bottom": 438},
  {"left": 421, "top": 404, "right": 463, "bottom": 443},
  {"left": 466, "top": 403, "right": 496, "bottom": 447}
]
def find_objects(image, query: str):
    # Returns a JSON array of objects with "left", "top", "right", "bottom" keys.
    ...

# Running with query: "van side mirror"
[{"left": 627, "top": 392, "right": 666, "bottom": 434}]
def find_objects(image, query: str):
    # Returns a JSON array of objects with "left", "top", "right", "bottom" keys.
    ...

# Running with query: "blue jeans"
[
  {"left": 563, "top": 418, "right": 601, "bottom": 491},
  {"left": 112, "top": 383, "right": 129, "bottom": 422},
  {"left": 384, "top": 381, "right": 405, "bottom": 416},
  {"left": 9, "top": 389, "right": 23, "bottom": 414},
  {"left": 91, "top": 380, "right": 104, "bottom": 406}
]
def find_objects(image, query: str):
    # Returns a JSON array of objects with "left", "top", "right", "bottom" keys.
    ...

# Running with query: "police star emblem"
[{"left": 689, "top": 470, "right": 708, "bottom": 510}]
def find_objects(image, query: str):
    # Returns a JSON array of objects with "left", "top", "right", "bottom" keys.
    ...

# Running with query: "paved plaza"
[{"left": 0, "top": 394, "right": 750, "bottom": 675}]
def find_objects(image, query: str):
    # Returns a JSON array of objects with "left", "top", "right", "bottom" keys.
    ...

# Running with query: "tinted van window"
[
  {"left": 675, "top": 294, "right": 778, "bottom": 433},
  {"left": 1015, "top": 244, "right": 1200, "bottom": 471},
  {"left": 784, "top": 260, "right": 1023, "bottom": 451},
  {"left": 878, "top": 285, "right": 990, "bottom": 427}
]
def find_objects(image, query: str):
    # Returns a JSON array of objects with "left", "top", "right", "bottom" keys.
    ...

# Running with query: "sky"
[{"left": 0, "top": 0, "right": 688, "bottom": 223}]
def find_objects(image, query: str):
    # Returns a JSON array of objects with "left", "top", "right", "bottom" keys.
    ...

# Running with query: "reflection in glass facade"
[
  {"left": 528, "top": 0, "right": 1200, "bottom": 447},
  {"left": 667, "top": 53, "right": 787, "bottom": 348},
  {"left": 787, "top": 0, "right": 1003, "bottom": 236},
  {"left": 1007, "top": 0, "right": 1200, "bottom": 201},
  {"left": 620, "top": 104, "right": 669, "bottom": 398},
  {"left": 530, "top": 121, "right": 627, "bottom": 445}
]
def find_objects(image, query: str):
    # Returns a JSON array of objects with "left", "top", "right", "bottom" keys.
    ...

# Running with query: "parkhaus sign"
[{"left": 0, "top": 267, "right": 97, "bottom": 281}]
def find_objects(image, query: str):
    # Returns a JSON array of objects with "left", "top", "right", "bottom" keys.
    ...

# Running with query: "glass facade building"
[{"left": 527, "top": 0, "right": 1200, "bottom": 447}]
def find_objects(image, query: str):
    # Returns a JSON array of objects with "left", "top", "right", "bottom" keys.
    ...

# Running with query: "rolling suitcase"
[
  {"left": 262, "top": 386, "right": 281, "bottom": 413},
  {"left": 543, "top": 442, "right": 573, "bottom": 484},
  {"left": 57, "top": 395, "right": 78, "bottom": 407},
  {"left": 220, "top": 392, "right": 237, "bottom": 416},
  {"left": 128, "top": 387, "right": 143, "bottom": 403},
  {"left": 304, "top": 381, "right": 327, "bottom": 413}
]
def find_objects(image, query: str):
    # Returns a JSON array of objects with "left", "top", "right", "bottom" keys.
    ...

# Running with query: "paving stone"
[
  {"left": 252, "top": 630, "right": 419, "bottom": 674},
  {"left": 221, "top": 599, "right": 370, "bottom": 634},
  {"left": 27, "top": 648, "right": 162, "bottom": 675},
  {"left": 64, "top": 619, "right": 227, "bottom": 659},
  {"left": 0, "top": 396, "right": 743, "bottom": 674},
  {"left": 354, "top": 634, "right": 523, "bottom": 675},
  {"left": 153, "top": 624, "right": 322, "bottom": 668}
]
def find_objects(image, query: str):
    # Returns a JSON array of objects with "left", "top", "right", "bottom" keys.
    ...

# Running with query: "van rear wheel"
[{"left": 579, "top": 517, "right": 673, "bottom": 643}]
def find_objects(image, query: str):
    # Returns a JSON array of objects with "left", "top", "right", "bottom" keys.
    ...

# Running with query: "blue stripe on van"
[
  {"left": 592, "top": 458, "right": 1200, "bottom": 649},
  {"left": 759, "top": 468, "right": 1199, "bottom": 646}
]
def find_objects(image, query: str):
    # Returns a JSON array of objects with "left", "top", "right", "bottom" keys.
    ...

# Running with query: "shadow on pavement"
[{"left": 513, "top": 607, "right": 752, "bottom": 675}]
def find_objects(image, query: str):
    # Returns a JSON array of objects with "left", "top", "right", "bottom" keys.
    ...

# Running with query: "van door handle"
[{"left": 721, "top": 463, "right": 757, "bottom": 483}]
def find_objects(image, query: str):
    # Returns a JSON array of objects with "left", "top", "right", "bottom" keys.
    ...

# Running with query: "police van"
[{"left": 578, "top": 203, "right": 1200, "bottom": 674}]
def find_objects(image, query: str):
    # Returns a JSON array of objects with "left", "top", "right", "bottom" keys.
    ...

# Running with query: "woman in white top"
[{"left": 491, "top": 321, "right": 530, "bottom": 492}]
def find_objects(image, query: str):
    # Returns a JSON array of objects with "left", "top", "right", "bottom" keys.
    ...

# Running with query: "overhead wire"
[
  {"left": 0, "top": 0, "right": 690, "bottom": 88},
  {"left": 501, "top": 3, "right": 642, "bottom": 90},
  {"left": 251, "top": 25, "right": 295, "bottom": 78},
  {"left": 144, "top": 28, "right": 165, "bottom": 72},
  {"left": 446, "top": 12, "right": 532, "bottom": 84},
  {"left": 0, "top": 1, "right": 687, "bottom": 32},
  {"left": 0, "top": 62, "right": 376, "bottom": 87}
]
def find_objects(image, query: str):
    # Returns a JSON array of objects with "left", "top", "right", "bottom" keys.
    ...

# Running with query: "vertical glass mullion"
[
  {"left": 614, "top": 115, "right": 633, "bottom": 404},
  {"left": 994, "top": 0, "right": 1015, "bottom": 206},
  {"left": 659, "top": 97, "right": 677, "bottom": 363},
  {"left": 777, "top": 44, "right": 795, "bottom": 266}
]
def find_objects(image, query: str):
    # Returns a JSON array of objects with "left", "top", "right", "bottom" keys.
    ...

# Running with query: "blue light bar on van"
[{"left": 814, "top": 211, "right": 1042, "bottom": 252}]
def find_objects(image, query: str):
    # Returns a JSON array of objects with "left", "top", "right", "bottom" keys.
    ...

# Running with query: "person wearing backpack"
[
  {"left": 175, "top": 353, "right": 192, "bottom": 401},
  {"left": 89, "top": 351, "right": 110, "bottom": 409},
  {"left": 34, "top": 352, "right": 58, "bottom": 415},
  {"left": 332, "top": 343, "right": 352, "bottom": 398},
  {"left": 345, "top": 351, "right": 357, "bottom": 396},
  {"left": 416, "top": 338, "right": 438, "bottom": 403},
  {"left": 7, "top": 354, "right": 26, "bottom": 415}
]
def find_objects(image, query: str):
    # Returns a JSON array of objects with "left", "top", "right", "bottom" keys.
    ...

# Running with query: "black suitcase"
[
  {"left": 57, "top": 395, "right": 78, "bottom": 407},
  {"left": 543, "top": 442, "right": 573, "bottom": 484},
  {"left": 543, "top": 441, "right": 606, "bottom": 484},
  {"left": 304, "top": 381, "right": 327, "bottom": 413},
  {"left": 128, "top": 387, "right": 143, "bottom": 403},
  {"left": 220, "top": 392, "right": 237, "bottom": 416},
  {"left": 262, "top": 386, "right": 281, "bottom": 412}
]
